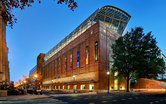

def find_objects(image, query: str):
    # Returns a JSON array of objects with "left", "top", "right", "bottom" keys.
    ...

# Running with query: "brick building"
[{"left": 34, "top": 5, "right": 131, "bottom": 92}]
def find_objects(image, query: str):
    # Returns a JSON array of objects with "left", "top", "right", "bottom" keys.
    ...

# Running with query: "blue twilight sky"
[{"left": 6, "top": 0, "right": 166, "bottom": 83}]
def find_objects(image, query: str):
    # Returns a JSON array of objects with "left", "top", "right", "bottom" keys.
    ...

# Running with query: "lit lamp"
[
  {"left": 107, "top": 71, "right": 110, "bottom": 94},
  {"left": 23, "top": 80, "right": 27, "bottom": 89},
  {"left": 72, "top": 75, "right": 76, "bottom": 93},
  {"left": 34, "top": 74, "right": 37, "bottom": 78},
  {"left": 34, "top": 74, "right": 38, "bottom": 90}
]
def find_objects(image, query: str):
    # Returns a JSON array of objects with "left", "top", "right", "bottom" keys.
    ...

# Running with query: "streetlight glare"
[
  {"left": 23, "top": 80, "right": 26, "bottom": 83},
  {"left": 107, "top": 71, "right": 110, "bottom": 75},
  {"left": 34, "top": 74, "right": 37, "bottom": 78}
]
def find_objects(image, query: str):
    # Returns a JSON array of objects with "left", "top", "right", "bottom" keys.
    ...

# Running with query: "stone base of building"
[{"left": 0, "top": 90, "right": 7, "bottom": 97}]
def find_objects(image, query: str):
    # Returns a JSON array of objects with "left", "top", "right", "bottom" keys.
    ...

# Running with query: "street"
[
  {"left": 1, "top": 92, "right": 166, "bottom": 104},
  {"left": 51, "top": 92, "right": 166, "bottom": 104}
]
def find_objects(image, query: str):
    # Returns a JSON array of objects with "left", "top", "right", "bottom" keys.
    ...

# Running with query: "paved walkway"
[{"left": 0, "top": 94, "right": 68, "bottom": 104}]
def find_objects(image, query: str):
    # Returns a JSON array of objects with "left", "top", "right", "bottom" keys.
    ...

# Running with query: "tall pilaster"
[{"left": 0, "top": 14, "right": 10, "bottom": 84}]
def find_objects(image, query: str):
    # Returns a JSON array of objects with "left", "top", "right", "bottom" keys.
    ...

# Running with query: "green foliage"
[{"left": 112, "top": 27, "right": 165, "bottom": 91}]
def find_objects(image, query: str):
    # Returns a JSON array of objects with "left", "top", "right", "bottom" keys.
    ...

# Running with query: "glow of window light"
[
  {"left": 23, "top": 80, "right": 27, "bottom": 83},
  {"left": 73, "top": 75, "right": 76, "bottom": 78}
]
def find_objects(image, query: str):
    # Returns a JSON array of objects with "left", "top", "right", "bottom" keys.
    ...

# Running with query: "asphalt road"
[{"left": 51, "top": 92, "right": 166, "bottom": 104}]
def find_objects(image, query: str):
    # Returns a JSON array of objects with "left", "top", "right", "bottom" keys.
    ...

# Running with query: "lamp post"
[
  {"left": 107, "top": 71, "right": 110, "bottom": 94},
  {"left": 73, "top": 75, "right": 76, "bottom": 93},
  {"left": 23, "top": 80, "right": 27, "bottom": 89},
  {"left": 34, "top": 74, "right": 38, "bottom": 90},
  {"left": 51, "top": 80, "right": 53, "bottom": 91}
]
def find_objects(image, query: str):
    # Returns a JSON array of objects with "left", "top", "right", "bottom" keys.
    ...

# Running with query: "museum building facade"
[{"left": 32, "top": 5, "right": 131, "bottom": 92}]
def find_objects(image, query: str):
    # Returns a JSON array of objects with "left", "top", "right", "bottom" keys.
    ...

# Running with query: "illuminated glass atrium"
[{"left": 44, "top": 5, "right": 131, "bottom": 61}]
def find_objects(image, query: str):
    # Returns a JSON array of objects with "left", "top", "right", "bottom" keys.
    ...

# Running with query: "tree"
[
  {"left": 0, "top": 0, "right": 77, "bottom": 28},
  {"left": 112, "top": 27, "right": 165, "bottom": 92}
]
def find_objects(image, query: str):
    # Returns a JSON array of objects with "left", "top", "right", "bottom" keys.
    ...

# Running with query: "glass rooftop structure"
[{"left": 44, "top": 5, "right": 131, "bottom": 61}]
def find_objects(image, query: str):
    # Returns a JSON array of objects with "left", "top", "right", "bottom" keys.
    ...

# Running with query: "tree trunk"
[{"left": 126, "top": 74, "right": 130, "bottom": 92}]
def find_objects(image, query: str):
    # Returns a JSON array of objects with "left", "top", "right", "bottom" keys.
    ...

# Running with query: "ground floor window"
[
  {"left": 80, "top": 85, "right": 85, "bottom": 90},
  {"left": 62, "top": 85, "right": 65, "bottom": 89},
  {"left": 67, "top": 85, "right": 70, "bottom": 89},
  {"left": 55, "top": 86, "right": 56, "bottom": 89},
  {"left": 89, "top": 84, "right": 94, "bottom": 90},
  {"left": 58, "top": 86, "right": 60, "bottom": 89},
  {"left": 73, "top": 85, "right": 77, "bottom": 90}
]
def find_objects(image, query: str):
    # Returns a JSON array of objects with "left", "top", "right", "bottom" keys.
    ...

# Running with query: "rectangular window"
[
  {"left": 62, "top": 85, "right": 65, "bottom": 89},
  {"left": 77, "top": 51, "right": 79, "bottom": 67},
  {"left": 73, "top": 85, "right": 77, "bottom": 90},
  {"left": 95, "top": 41, "right": 98, "bottom": 61},
  {"left": 58, "top": 86, "right": 60, "bottom": 89},
  {"left": 86, "top": 46, "right": 89, "bottom": 64},
  {"left": 67, "top": 85, "right": 70, "bottom": 89},
  {"left": 70, "top": 53, "right": 72, "bottom": 69},
  {"left": 109, "top": 38, "right": 113, "bottom": 61},
  {"left": 89, "top": 84, "right": 94, "bottom": 90},
  {"left": 65, "top": 57, "right": 67, "bottom": 71},
  {"left": 70, "top": 54, "right": 72, "bottom": 62},
  {"left": 80, "top": 85, "right": 85, "bottom": 90}
]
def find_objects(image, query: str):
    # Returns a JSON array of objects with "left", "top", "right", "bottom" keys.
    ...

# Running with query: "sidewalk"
[
  {"left": 0, "top": 94, "right": 49, "bottom": 100},
  {"left": 0, "top": 94, "right": 68, "bottom": 104}
]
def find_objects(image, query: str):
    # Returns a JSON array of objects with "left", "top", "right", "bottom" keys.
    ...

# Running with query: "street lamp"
[
  {"left": 34, "top": 74, "right": 38, "bottom": 90},
  {"left": 107, "top": 71, "right": 110, "bottom": 94},
  {"left": 73, "top": 75, "right": 76, "bottom": 93},
  {"left": 23, "top": 80, "right": 27, "bottom": 89},
  {"left": 51, "top": 80, "right": 53, "bottom": 91}
]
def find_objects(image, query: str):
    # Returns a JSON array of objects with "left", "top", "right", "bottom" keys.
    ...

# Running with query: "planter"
[{"left": 0, "top": 90, "right": 7, "bottom": 97}]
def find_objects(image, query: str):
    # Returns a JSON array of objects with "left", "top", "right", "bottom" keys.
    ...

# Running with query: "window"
[
  {"left": 58, "top": 71, "right": 60, "bottom": 74},
  {"left": 89, "top": 84, "right": 94, "bottom": 90},
  {"left": 58, "top": 86, "right": 60, "bottom": 89},
  {"left": 70, "top": 54, "right": 72, "bottom": 62},
  {"left": 70, "top": 65, "right": 72, "bottom": 70},
  {"left": 55, "top": 60, "right": 57, "bottom": 66},
  {"left": 55, "top": 86, "right": 57, "bottom": 89},
  {"left": 109, "top": 38, "right": 113, "bottom": 61},
  {"left": 73, "top": 85, "right": 77, "bottom": 90},
  {"left": 95, "top": 41, "right": 98, "bottom": 61},
  {"left": 65, "top": 57, "right": 67, "bottom": 71},
  {"left": 86, "top": 46, "right": 89, "bottom": 64},
  {"left": 67, "top": 85, "right": 70, "bottom": 89},
  {"left": 55, "top": 68, "right": 56, "bottom": 71},
  {"left": 55, "top": 72, "right": 56, "bottom": 75},
  {"left": 70, "top": 53, "right": 73, "bottom": 69},
  {"left": 77, "top": 51, "right": 79, "bottom": 67},
  {"left": 59, "top": 67, "right": 60, "bottom": 69},
  {"left": 62, "top": 85, "right": 65, "bottom": 89},
  {"left": 80, "top": 85, "right": 85, "bottom": 90}
]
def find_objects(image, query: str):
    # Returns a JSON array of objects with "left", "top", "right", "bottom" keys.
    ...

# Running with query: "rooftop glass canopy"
[{"left": 44, "top": 5, "right": 131, "bottom": 61}]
